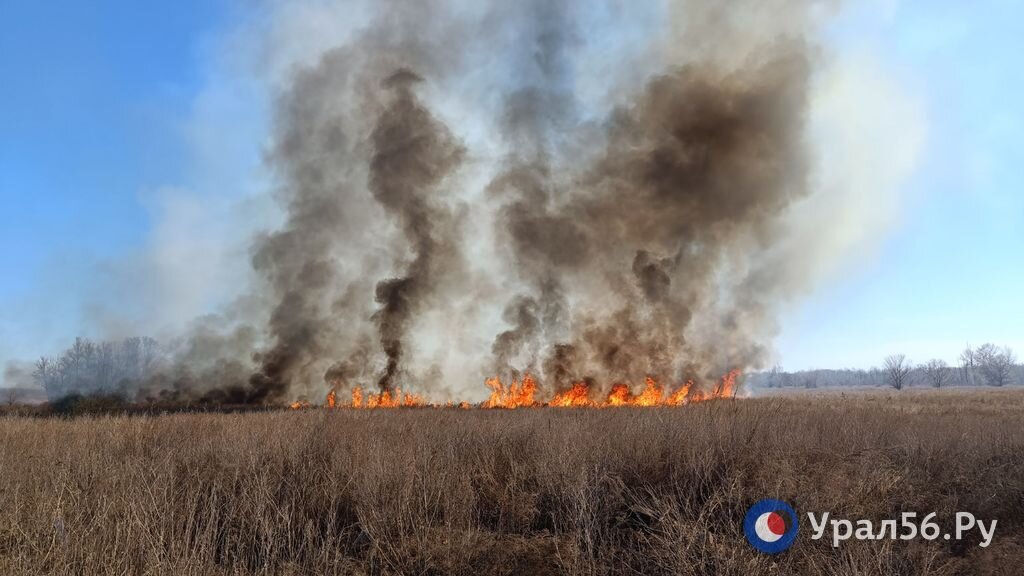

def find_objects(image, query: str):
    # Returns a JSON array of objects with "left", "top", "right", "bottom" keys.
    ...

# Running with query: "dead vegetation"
[{"left": 1, "top": 389, "right": 1023, "bottom": 575}]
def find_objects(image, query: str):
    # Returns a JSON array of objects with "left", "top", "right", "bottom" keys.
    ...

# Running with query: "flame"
[
  {"left": 483, "top": 374, "right": 538, "bottom": 408},
  {"left": 320, "top": 386, "right": 426, "bottom": 409},
  {"left": 665, "top": 380, "right": 693, "bottom": 406},
  {"left": 715, "top": 368, "right": 741, "bottom": 398},
  {"left": 633, "top": 377, "right": 663, "bottom": 406},
  {"left": 606, "top": 383, "right": 631, "bottom": 406},
  {"left": 548, "top": 382, "right": 594, "bottom": 407},
  {"left": 546, "top": 375, "right": 725, "bottom": 408},
  {"left": 292, "top": 370, "right": 740, "bottom": 409},
  {"left": 365, "top": 389, "right": 425, "bottom": 408}
]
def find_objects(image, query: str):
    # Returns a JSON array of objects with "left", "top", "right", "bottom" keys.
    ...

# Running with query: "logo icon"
[{"left": 744, "top": 499, "right": 799, "bottom": 553}]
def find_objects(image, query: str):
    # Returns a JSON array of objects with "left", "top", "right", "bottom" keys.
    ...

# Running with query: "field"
[{"left": 1, "top": 389, "right": 1023, "bottom": 575}]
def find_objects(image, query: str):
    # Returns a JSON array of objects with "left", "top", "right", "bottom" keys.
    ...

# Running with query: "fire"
[
  {"left": 349, "top": 386, "right": 420, "bottom": 408},
  {"left": 538, "top": 374, "right": 735, "bottom": 408},
  {"left": 633, "top": 377, "right": 663, "bottom": 406},
  {"left": 665, "top": 380, "right": 693, "bottom": 406},
  {"left": 483, "top": 374, "right": 538, "bottom": 408},
  {"left": 602, "top": 380, "right": 665, "bottom": 407},
  {"left": 291, "top": 370, "right": 740, "bottom": 409},
  {"left": 548, "top": 382, "right": 594, "bottom": 407},
  {"left": 714, "top": 368, "right": 741, "bottom": 398},
  {"left": 606, "top": 383, "right": 631, "bottom": 406}
]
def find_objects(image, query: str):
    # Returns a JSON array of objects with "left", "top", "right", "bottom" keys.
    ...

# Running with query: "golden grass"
[{"left": 1, "top": 389, "right": 1023, "bottom": 575}]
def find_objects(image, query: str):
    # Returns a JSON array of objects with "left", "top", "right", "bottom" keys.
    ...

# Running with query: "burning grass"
[
  {"left": 1, "top": 389, "right": 1023, "bottom": 575},
  {"left": 296, "top": 369, "right": 741, "bottom": 411}
]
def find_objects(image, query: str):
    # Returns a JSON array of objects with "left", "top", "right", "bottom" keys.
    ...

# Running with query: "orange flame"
[
  {"left": 483, "top": 374, "right": 539, "bottom": 408},
  {"left": 293, "top": 370, "right": 740, "bottom": 409},
  {"left": 606, "top": 383, "right": 631, "bottom": 406},
  {"left": 665, "top": 380, "right": 693, "bottom": 406},
  {"left": 547, "top": 382, "right": 594, "bottom": 407},
  {"left": 364, "top": 389, "right": 425, "bottom": 408},
  {"left": 715, "top": 368, "right": 741, "bottom": 398},
  {"left": 633, "top": 377, "right": 663, "bottom": 406}
]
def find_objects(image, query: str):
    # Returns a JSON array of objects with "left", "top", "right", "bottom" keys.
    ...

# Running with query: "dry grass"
[{"left": 1, "top": 389, "right": 1023, "bottom": 575}]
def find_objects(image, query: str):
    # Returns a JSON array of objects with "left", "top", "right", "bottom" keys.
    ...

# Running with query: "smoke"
[
  {"left": 2, "top": 361, "right": 36, "bottom": 390},
  {"left": 367, "top": 69, "right": 466, "bottom": 391},
  {"left": 480, "top": 2, "right": 814, "bottom": 387},
  {"left": 248, "top": 0, "right": 816, "bottom": 399},
  {"left": 12, "top": 0, "right": 925, "bottom": 403},
  {"left": 243, "top": 2, "right": 475, "bottom": 402}
]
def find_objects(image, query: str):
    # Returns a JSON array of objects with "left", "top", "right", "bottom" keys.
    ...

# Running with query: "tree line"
[
  {"left": 27, "top": 337, "right": 1022, "bottom": 399},
  {"left": 752, "top": 343, "right": 1020, "bottom": 390},
  {"left": 32, "top": 337, "right": 159, "bottom": 400}
]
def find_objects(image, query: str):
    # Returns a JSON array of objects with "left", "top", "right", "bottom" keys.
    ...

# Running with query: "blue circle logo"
[{"left": 744, "top": 499, "right": 799, "bottom": 554}]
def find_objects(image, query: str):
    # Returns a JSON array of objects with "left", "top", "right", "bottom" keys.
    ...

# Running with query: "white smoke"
[{"left": 4, "top": 1, "right": 926, "bottom": 402}]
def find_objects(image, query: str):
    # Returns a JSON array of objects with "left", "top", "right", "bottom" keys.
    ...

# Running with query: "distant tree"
[
  {"left": 884, "top": 354, "right": 911, "bottom": 390},
  {"left": 32, "top": 337, "right": 162, "bottom": 401},
  {"left": 975, "top": 343, "right": 1016, "bottom": 386},
  {"left": 802, "top": 370, "right": 819, "bottom": 389},
  {"left": 922, "top": 359, "right": 950, "bottom": 388},
  {"left": 959, "top": 345, "right": 976, "bottom": 386},
  {"left": 867, "top": 366, "right": 886, "bottom": 387},
  {"left": 33, "top": 356, "right": 62, "bottom": 399},
  {"left": 3, "top": 387, "right": 21, "bottom": 406}
]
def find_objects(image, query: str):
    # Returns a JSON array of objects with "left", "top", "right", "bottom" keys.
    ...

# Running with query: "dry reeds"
[{"left": 1, "top": 389, "right": 1022, "bottom": 575}]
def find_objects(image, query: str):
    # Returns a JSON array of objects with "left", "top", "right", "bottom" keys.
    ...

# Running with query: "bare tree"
[
  {"left": 802, "top": 370, "right": 819, "bottom": 389},
  {"left": 868, "top": 366, "right": 886, "bottom": 387},
  {"left": 32, "top": 337, "right": 163, "bottom": 400},
  {"left": 3, "top": 387, "right": 21, "bottom": 407},
  {"left": 975, "top": 343, "right": 1016, "bottom": 386},
  {"left": 959, "top": 345, "right": 976, "bottom": 386},
  {"left": 884, "top": 354, "right": 911, "bottom": 390},
  {"left": 922, "top": 359, "right": 950, "bottom": 388},
  {"left": 33, "top": 356, "right": 61, "bottom": 398}
]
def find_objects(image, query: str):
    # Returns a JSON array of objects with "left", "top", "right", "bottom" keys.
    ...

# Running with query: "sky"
[
  {"left": 0, "top": 0, "right": 1021, "bottom": 380},
  {"left": 0, "top": 1, "right": 224, "bottom": 351},
  {"left": 776, "top": 0, "right": 1024, "bottom": 369}
]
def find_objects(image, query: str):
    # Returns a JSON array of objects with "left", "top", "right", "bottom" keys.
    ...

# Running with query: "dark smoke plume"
[
  {"left": 552, "top": 53, "right": 812, "bottom": 389},
  {"left": 232, "top": 1, "right": 811, "bottom": 400},
  {"left": 23, "top": 1, "right": 847, "bottom": 403},
  {"left": 480, "top": 6, "right": 813, "bottom": 394},
  {"left": 368, "top": 69, "right": 465, "bottom": 391},
  {"left": 242, "top": 3, "right": 474, "bottom": 402}
]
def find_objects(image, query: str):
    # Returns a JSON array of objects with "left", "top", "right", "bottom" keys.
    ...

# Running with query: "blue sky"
[
  {"left": 0, "top": 0, "right": 1021, "bottom": 375},
  {"left": 0, "top": 1, "right": 225, "bottom": 272},
  {"left": 0, "top": 1, "right": 233, "bottom": 357},
  {"left": 776, "top": 0, "right": 1024, "bottom": 369}
]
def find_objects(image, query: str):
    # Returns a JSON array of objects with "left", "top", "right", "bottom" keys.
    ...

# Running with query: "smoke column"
[
  {"left": 234, "top": 0, "right": 823, "bottom": 403},
  {"left": 33, "top": 0, "right": 919, "bottom": 404},
  {"left": 367, "top": 69, "right": 465, "bottom": 392}
]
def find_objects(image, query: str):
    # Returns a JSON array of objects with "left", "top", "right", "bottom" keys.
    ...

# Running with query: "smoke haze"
[
  {"left": 7, "top": 0, "right": 927, "bottom": 403},
  {"left": 240, "top": 0, "right": 822, "bottom": 402}
]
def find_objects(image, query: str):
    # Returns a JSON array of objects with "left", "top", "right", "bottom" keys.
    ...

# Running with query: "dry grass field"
[{"left": 1, "top": 389, "right": 1023, "bottom": 575}]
